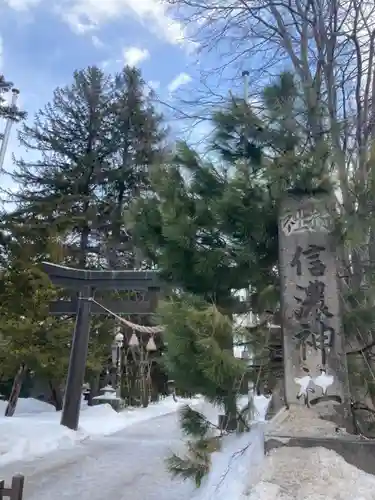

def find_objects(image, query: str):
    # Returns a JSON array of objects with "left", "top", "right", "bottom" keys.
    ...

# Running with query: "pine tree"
[
  {"left": 159, "top": 295, "right": 246, "bottom": 405},
  {"left": 6, "top": 65, "right": 167, "bottom": 269},
  {"left": 131, "top": 72, "right": 331, "bottom": 430},
  {"left": 0, "top": 210, "right": 118, "bottom": 410},
  {"left": 212, "top": 71, "right": 332, "bottom": 197},
  {"left": 7, "top": 66, "right": 114, "bottom": 267},
  {"left": 0, "top": 228, "right": 72, "bottom": 410},
  {"left": 98, "top": 66, "right": 167, "bottom": 268},
  {"left": 0, "top": 65, "right": 167, "bottom": 408},
  {"left": 130, "top": 134, "right": 278, "bottom": 427}
]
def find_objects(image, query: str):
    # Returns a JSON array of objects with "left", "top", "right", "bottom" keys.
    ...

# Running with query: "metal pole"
[
  {"left": 0, "top": 88, "right": 19, "bottom": 171},
  {"left": 242, "top": 70, "right": 251, "bottom": 319},
  {"left": 116, "top": 344, "right": 122, "bottom": 398},
  {"left": 61, "top": 285, "right": 92, "bottom": 430},
  {"left": 242, "top": 70, "right": 249, "bottom": 104}
]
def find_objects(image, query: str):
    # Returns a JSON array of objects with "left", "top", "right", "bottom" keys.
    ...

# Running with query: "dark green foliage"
[
  {"left": 6, "top": 66, "right": 114, "bottom": 266},
  {"left": 167, "top": 405, "right": 224, "bottom": 487},
  {"left": 212, "top": 72, "right": 333, "bottom": 196},
  {"left": 132, "top": 143, "right": 279, "bottom": 314},
  {"left": 132, "top": 71, "right": 337, "bottom": 459},
  {"left": 166, "top": 437, "right": 220, "bottom": 488},
  {"left": 166, "top": 419, "right": 222, "bottom": 488},
  {"left": 179, "top": 405, "right": 213, "bottom": 438},
  {"left": 6, "top": 65, "right": 166, "bottom": 269},
  {"left": 0, "top": 64, "right": 166, "bottom": 402},
  {"left": 99, "top": 67, "right": 167, "bottom": 268},
  {"left": 158, "top": 296, "right": 246, "bottom": 405}
]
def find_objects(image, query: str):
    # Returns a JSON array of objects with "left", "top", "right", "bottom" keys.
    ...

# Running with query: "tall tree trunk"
[
  {"left": 5, "top": 363, "right": 27, "bottom": 417},
  {"left": 49, "top": 380, "right": 63, "bottom": 411}
]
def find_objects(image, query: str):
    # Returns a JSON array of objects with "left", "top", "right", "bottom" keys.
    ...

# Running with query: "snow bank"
[
  {"left": 0, "top": 398, "right": 56, "bottom": 415},
  {"left": 0, "top": 395, "right": 201, "bottom": 466},
  {"left": 237, "top": 393, "right": 271, "bottom": 423},
  {"left": 193, "top": 427, "right": 265, "bottom": 500},
  {"left": 192, "top": 394, "right": 271, "bottom": 500},
  {"left": 246, "top": 446, "right": 375, "bottom": 499},
  {"left": 251, "top": 394, "right": 271, "bottom": 423},
  {"left": 268, "top": 405, "right": 345, "bottom": 438}
]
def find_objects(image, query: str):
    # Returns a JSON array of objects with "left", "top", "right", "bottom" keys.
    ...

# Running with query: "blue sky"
[{"left": 0, "top": 0, "right": 206, "bottom": 185}]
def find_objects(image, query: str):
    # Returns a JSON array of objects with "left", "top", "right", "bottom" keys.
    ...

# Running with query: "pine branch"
[
  {"left": 179, "top": 405, "right": 212, "bottom": 438},
  {"left": 166, "top": 437, "right": 222, "bottom": 488},
  {"left": 166, "top": 452, "right": 209, "bottom": 487}
]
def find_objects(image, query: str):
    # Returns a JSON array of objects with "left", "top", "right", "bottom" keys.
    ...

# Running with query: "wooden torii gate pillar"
[{"left": 42, "top": 262, "right": 160, "bottom": 431}]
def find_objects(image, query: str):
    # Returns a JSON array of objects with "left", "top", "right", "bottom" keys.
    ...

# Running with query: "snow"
[
  {"left": 193, "top": 396, "right": 375, "bottom": 500},
  {"left": 192, "top": 393, "right": 271, "bottom": 500},
  {"left": 5, "top": 393, "right": 368, "bottom": 500},
  {"left": 0, "top": 395, "right": 201, "bottom": 466},
  {"left": 0, "top": 407, "right": 204, "bottom": 500},
  {"left": 246, "top": 446, "right": 375, "bottom": 500},
  {"left": 251, "top": 394, "right": 271, "bottom": 422},
  {"left": 0, "top": 398, "right": 56, "bottom": 415},
  {"left": 193, "top": 427, "right": 265, "bottom": 500},
  {"left": 267, "top": 405, "right": 346, "bottom": 438},
  {"left": 92, "top": 392, "right": 121, "bottom": 401}
]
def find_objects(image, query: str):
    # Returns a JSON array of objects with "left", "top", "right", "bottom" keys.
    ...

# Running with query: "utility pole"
[
  {"left": 242, "top": 70, "right": 249, "bottom": 104},
  {"left": 242, "top": 70, "right": 252, "bottom": 325},
  {"left": 0, "top": 87, "right": 20, "bottom": 171}
]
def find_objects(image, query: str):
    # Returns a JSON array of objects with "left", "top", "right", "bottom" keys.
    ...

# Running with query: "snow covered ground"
[
  {"left": 192, "top": 398, "right": 375, "bottom": 500},
  {"left": 3, "top": 394, "right": 366, "bottom": 499},
  {"left": 0, "top": 394, "right": 270, "bottom": 500},
  {"left": 246, "top": 446, "right": 375, "bottom": 499},
  {"left": 242, "top": 403, "right": 375, "bottom": 500},
  {"left": 0, "top": 395, "right": 201, "bottom": 466},
  {"left": 0, "top": 407, "right": 200, "bottom": 500}
]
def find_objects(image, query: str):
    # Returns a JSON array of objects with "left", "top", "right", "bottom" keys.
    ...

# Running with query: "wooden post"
[
  {"left": 0, "top": 475, "right": 24, "bottom": 500},
  {"left": 60, "top": 285, "right": 92, "bottom": 430},
  {"left": 5, "top": 365, "right": 27, "bottom": 417},
  {"left": 278, "top": 191, "right": 350, "bottom": 414},
  {"left": 10, "top": 475, "right": 24, "bottom": 500}
]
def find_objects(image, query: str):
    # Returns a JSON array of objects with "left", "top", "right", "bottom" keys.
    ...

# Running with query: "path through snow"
[{"left": 0, "top": 410, "right": 197, "bottom": 500}]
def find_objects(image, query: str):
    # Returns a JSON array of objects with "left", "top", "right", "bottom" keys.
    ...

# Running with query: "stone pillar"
[{"left": 278, "top": 191, "right": 350, "bottom": 412}]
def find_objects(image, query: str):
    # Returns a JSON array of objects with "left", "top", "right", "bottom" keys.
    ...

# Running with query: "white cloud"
[
  {"left": 167, "top": 72, "right": 192, "bottom": 92},
  {"left": 4, "top": 0, "right": 40, "bottom": 10},
  {"left": 57, "top": 0, "right": 192, "bottom": 50},
  {"left": 123, "top": 47, "right": 149, "bottom": 67},
  {"left": 0, "top": 37, "right": 3, "bottom": 70},
  {"left": 91, "top": 35, "right": 104, "bottom": 48},
  {"left": 4, "top": 0, "right": 197, "bottom": 52}
]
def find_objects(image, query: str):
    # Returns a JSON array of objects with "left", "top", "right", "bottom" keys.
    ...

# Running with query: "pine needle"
[{"left": 179, "top": 405, "right": 211, "bottom": 438}]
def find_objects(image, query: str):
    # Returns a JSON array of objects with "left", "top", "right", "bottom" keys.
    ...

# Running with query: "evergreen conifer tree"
[
  {"left": 0, "top": 64, "right": 167, "bottom": 408},
  {"left": 131, "top": 72, "right": 335, "bottom": 484}
]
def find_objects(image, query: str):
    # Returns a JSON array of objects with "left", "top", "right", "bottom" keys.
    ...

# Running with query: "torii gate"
[{"left": 42, "top": 262, "right": 162, "bottom": 431}]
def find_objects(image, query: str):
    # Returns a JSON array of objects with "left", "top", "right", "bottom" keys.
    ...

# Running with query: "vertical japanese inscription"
[
  {"left": 290, "top": 245, "right": 334, "bottom": 366},
  {"left": 279, "top": 195, "right": 347, "bottom": 409}
]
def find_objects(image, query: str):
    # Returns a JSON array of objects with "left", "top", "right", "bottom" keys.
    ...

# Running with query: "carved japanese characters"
[{"left": 278, "top": 194, "right": 348, "bottom": 409}]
